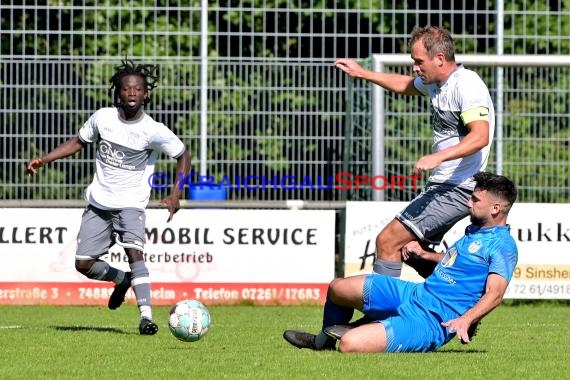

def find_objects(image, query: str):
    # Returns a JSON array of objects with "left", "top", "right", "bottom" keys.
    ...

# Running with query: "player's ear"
[
  {"left": 491, "top": 202, "right": 501, "bottom": 216},
  {"left": 436, "top": 52, "right": 445, "bottom": 66}
]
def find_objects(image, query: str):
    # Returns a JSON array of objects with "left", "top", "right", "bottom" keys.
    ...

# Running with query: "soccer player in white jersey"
[
  {"left": 334, "top": 26, "right": 494, "bottom": 338},
  {"left": 27, "top": 59, "right": 191, "bottom": 335}
]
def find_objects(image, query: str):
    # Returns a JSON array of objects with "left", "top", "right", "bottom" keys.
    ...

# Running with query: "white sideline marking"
[{"left": 0, "top": 325, "right": 23, "bottom": 329}]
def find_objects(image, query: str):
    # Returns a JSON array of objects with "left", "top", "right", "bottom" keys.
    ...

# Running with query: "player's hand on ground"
[
  {"left": 441, "top": 317, "right": 472, "bottom": 343},
  {"left": 412, "top": 154, "right": 442, "bottom": 175},
  {"left": 26, "top": 157, "right": 45, "bottom": 176},
  {"left": 401, "top": 241, "right": 426, "bottom": 261},
  {"left": 334, "top": 58, "right": 365, "bottom": 78},
  {"left": 160, "top": 195, "right": 180, "bottom": 223}
]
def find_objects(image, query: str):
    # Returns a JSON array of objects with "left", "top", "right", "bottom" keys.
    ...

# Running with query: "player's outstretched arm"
[
  {"left": 441, "top": 273, "right": 508, "bottom": 343},
  {"left": 160, "top": 149, "right": 191, "bottom": 222},
  {"left": 27, "top": 137, "right": 86, "bottom": 176},
  {"left": 334, "top": 58, "right": 420, "bottom": 95}
]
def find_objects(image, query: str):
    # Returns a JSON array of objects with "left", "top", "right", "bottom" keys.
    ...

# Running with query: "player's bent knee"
[
  {"left": 125, "top": 248, "right": 144, "bottom": 262},
  {"left": 338, "top": 336, "right": 357, "bottom": 353},
  {"left": 338, "top": 334, "right": 377, "bottom": 353},
  {"left": 339, "top": 323, "right": 388, "bottom": 353},
  {"left": 375, "top": 221, "right": 416, "bottom": 261},
  {"left": 74, "top": 259, "right": 92, "bottom": 274},
  {"left": 339, "top": 337, "right": 387, "bottom": 353},
  {"left": 375, "top": 234, "right": 399, "bottom": 261},
  {"left": 327, "top": 278, "right": 362, "bottom": 307},
  {"left": 327, "top": 278, "right": 342, "bottom": 293}
]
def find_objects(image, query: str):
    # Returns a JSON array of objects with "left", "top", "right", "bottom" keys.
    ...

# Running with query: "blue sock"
[{"left": 321, "top": 295, "right": 354, "bottom": 330}]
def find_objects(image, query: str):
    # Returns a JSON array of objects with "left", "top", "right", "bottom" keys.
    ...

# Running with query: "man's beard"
[{"left": 470, "top": 214, "right": 486, "bottom": 226}]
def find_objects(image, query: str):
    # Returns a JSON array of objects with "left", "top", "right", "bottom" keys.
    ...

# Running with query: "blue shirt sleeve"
[{"left": 489, "top": 240, "right": 518, "bottom": 282}]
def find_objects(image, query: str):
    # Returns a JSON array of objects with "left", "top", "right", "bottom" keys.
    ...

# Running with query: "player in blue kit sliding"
[
  {"left": 27, "top": 59, "right": 191, "bottom": 335},
  {"left": 284, "top": 172, "right": 518, "bottom": 352}
]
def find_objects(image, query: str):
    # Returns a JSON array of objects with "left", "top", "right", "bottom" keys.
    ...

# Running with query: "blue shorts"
[{"left": 362, "top": 274, "right": 456, "bottom": 352}]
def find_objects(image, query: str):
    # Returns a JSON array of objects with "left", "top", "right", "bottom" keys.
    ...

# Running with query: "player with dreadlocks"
[{"left": 27, "top": 59, "right": 191, "bottom": 335}]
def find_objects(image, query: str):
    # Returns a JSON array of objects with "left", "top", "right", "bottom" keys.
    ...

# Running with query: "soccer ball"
[{"left": 168, "top": 299, "right": 211, "bottom": 342}]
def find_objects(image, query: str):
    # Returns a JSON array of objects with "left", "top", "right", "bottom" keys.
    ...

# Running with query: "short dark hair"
[
  {"left": 409, "top": 25, "right": 456, "bottom": 61},
  {"left": 473, "top": 171, "right": 518, "bottom": 211},
  {"left": 108, "top": 58, "right": 159, "bottom": 106}
]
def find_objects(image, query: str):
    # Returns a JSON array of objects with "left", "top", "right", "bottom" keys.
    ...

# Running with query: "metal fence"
[
  {"left": 1, "top": 57, "right": 349, "bottom": 201},
  {"left": 1, "top": 2, "right": 569, "bottom": 203},
  {"left": 345, "top": 55, "right": 570, "bottom": 203}
]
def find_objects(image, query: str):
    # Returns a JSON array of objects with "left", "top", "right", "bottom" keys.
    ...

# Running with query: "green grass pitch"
[{"left": 0, "top": 302, "right": 568, "bottom": 379}]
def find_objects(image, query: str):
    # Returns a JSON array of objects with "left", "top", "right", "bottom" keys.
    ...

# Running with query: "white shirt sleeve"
[
  {"left": 456, "top": 73, "right": 491, "bottom": 112},
  {"left": 413, "top": 76, "right": 430, "bottom": 96},
  {"left": 78, "top": 111, "right": 100, "bottom": 143},
  {"left": 150, "top": 123, "right": 186, "bottom": 158}
]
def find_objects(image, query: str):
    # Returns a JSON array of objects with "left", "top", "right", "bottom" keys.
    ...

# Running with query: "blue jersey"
[{"left": 423, "top": 224, "right": 518, "bottom": 315}]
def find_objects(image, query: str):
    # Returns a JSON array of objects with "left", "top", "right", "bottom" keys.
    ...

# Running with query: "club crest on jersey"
[
  {"left": 441, "top": 247, "right": 458, "bottom": 268},
  {"left": 468, "top": 241, "right": 482, "bottom": 254},
  {"left": 128, "top": 132, "right": 141, "bottom": 145}
]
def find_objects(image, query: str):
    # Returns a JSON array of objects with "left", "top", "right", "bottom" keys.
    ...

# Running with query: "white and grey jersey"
[
  {"left": 78, "top": 107, "right": 185, "bottom": 210},
  {"left": 413, "top": 65, "right": 495, "bottom": 189}
]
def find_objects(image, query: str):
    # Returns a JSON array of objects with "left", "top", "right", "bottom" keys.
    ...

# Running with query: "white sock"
[{"left": 139, "top": 305, "right": 152, "bottom": 320}]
